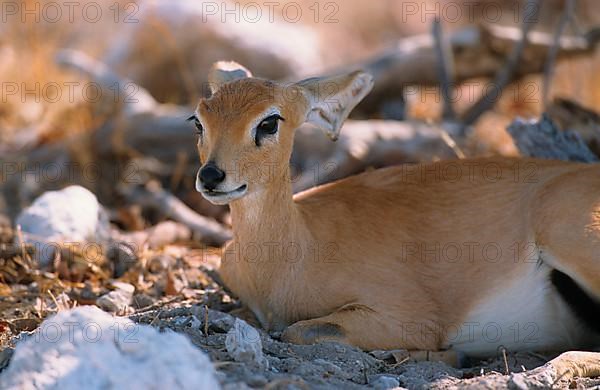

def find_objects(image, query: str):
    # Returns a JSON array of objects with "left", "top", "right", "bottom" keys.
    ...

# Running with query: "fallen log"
[
  {"left": 119, "top": 182, "right": 232, "bottom": 247},
  {"left": 497, "top": 351, "right": 600, "bottom": 389},
  {"left": 291, "top": 120, "right": 457, "bottom": 192}
]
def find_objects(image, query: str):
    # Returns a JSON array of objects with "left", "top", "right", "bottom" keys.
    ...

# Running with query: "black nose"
[{"left": 199, "top": 162, "right": 226, "bottom": 191}]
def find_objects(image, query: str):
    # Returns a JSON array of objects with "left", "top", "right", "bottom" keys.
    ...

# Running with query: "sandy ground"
[{"left": 1, "top": 217, "right": 600, "bottom": 389}]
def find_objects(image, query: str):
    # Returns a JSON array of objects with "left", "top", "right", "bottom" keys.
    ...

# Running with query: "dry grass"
[{"left": 0, "top": 0, "right": 134, "bottom": 147}]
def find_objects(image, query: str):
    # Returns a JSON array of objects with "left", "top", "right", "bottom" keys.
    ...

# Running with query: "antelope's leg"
[{"left": 281, "top": 305, "right": 442, "bottom": 352}]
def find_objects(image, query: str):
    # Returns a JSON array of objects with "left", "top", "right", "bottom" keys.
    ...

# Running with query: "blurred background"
[{"left": 2, "top": 0, "right": 600, "bottom": 209}]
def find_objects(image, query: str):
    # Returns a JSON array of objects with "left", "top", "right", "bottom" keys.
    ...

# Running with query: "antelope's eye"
[
  {"left": 187, "top": 115, "right": 203, "bottom": 135},
  {"left": 194, "top": 119, "right": 203, "bottom": 134},
  {"left": 255, "top": 114, "right": 284, "bottom": 146}
]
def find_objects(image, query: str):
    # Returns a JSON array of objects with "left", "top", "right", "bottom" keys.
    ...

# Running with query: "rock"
[
  {"left": 147, "top": 254, "right": 176, "bottom": 274},
  {"left": 246, "top": 374, "right": 268, "bottom": 387},
  {"left": 370, "top": 375, "right": 402, "bottom": 390},
  {"left": 96, "top": 282, "right": 135, "bottom": 312},
  {"left": 0, "top": 306, "right": 220, "bottom": 389},
  {"left": 106, "top": 241, "right": 138, "bottom": 278},
  {"left": 165, "top": 270, "right": 188, "bottom": 296},
  {"left": 508, "top": 374, "right": 531, "bottom": 390},
  {"left": 15, "top": 186, "right": 110, "bottom": 267},
  {"left": 225, "top": 319, "right": 268, "bottom": 369},
  {"left": 222, "top": 383, "right": 252, "bottom": 390},
  {"left": 508, "top": 370, "right": 553, "bottom": 390},
  {"left": 131, "top": 293, "right": 156, "bottom": 310},
  {"left": 191, "top": 306, "right": 235, "bottom": 333},
  {"left": 10, "top": 318, "right": 40, "bottom": 333},
  {"left": 313, "top": 358, "right": 343, "bottom": 376},
  {"left": 0, "top": 348, "right": 13, "bottom": 371}
]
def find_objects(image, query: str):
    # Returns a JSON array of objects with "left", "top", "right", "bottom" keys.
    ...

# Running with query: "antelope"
[{"left": 191, "top": 61, "right": 600, "bottom": 375}]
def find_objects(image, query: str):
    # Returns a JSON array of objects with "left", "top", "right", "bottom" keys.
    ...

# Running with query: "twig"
[
  {"left": 461, "top": 0, "right": 541, "bottom": 126},
  {"left": 149, "top": 308, "right": 164, "bottom": 326},
  {"left": 15, "top": 225, "right": 32, "bottom": 264},
  {"left": 543, "top": 0, "right": 577, "bottom": 108},
  {"left": 47, "top": 290, "right": 60, "bottom": 312},
  {"left": 389, "top": 356, "right": 410, "bottom": 368},
  {"left": 437, "top": 125, "right": 467, "bottom": 159},
  {"left": 203, "top": 305, "right": 209, "bottom": 337},
  {"left": 432, "top": 18, "right": 456, "bottom": 122},
  {"left": 501, "top": 347, "right": 510, "bottom": 375}
]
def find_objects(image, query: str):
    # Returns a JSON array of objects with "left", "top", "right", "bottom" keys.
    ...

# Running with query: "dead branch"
[
  {"left": 461, "top": 0, "right": 540, "bottom": 126},
  {"left": 542, "top": 0, "right": 578, "bottom": 108},
  {"left": 432, "top": 18, "right": 456, "bottom": 122},
  {"left": 120, "top": 182, "right": 231, "bottom": 247},
  {"left": 508, "top": 351, "right": 600, "bottom": 388},
  {"left": 292, "top": 120, "right": 458, "bottom": 192},
  {"left": 458, "top": 351, "right": 600, "bottom": 388},
  {"left": 350, "top": 21, "right": 599, "bottom": 118},
  {"left": 56, "top": 50, "right": 159, "bottom": 116}
]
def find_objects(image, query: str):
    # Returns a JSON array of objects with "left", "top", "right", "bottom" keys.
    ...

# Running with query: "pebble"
[
  {"left": 370, "top": 375, "right": 401, "bottom": 390},
  {"left": 225, "top": 318, "right": 268, "bottom": 369},
  {"left": 96, "top": 282, "right": 135, "bottom": 312},
  {"left": 147, "top": 254, "right": 176, "bottom": 274},
  {"left": 107, "top": 241, "right": 138, "bottom": 278},
  {"left": 131, "top": 293, "right": 156, "bottom": 309}
]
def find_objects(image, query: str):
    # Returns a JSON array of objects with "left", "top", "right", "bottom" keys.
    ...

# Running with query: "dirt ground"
[
  {"left": 1, "top": 219, "right": 599, "bottom": 390},
  {"left": 130, "top": 304, "right": 600, "bottom": 389}
]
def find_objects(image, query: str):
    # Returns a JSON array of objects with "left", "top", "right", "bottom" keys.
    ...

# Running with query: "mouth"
[{"left": 201, "top": 184, "right": 248, "bottom": 204}]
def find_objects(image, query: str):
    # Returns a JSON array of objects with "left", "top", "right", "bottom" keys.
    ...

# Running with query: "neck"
[
  {"left": 229, "top": 172, "right": 299, "bottom": 247},
  {"left": 226, "top": 170, "right": 313, "bottom": 328}
]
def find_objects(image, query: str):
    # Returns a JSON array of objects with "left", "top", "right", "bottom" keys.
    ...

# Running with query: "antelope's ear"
[
  {"left": 208, "top": 61, "right": 253, "bottom": 94},
  {"left": 296, "top": 71, "right": 374, "bottom": 141}
]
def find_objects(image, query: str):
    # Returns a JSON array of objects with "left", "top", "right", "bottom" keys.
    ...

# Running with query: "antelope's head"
[{"left": 191, "top": 61, "right": 373, "bottom": 205}]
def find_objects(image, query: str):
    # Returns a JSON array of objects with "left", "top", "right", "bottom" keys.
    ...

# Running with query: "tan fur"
[{"left": 193, "top": 62, "right": 600, "bottom": 356}]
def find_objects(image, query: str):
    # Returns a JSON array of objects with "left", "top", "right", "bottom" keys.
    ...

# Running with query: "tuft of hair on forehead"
[{"left": 202, "top": 78, "right": 279, "bottom": 115}]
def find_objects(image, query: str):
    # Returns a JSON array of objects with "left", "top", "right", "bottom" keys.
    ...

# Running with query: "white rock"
[
  {"left": 96, "top": 282, "right": 135, "bottom": 312},
  {"left": 0, "top": 306, "right": 220, "bottom": 390},
  {"left": 15, "top": 185, "right": 110, "bottom": 267},
  {"left": 370, "top": 375, "right": 401, "bottom": 390},
  {"left": 225, "top": 319, "right": 268, "bottom": 369}
]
